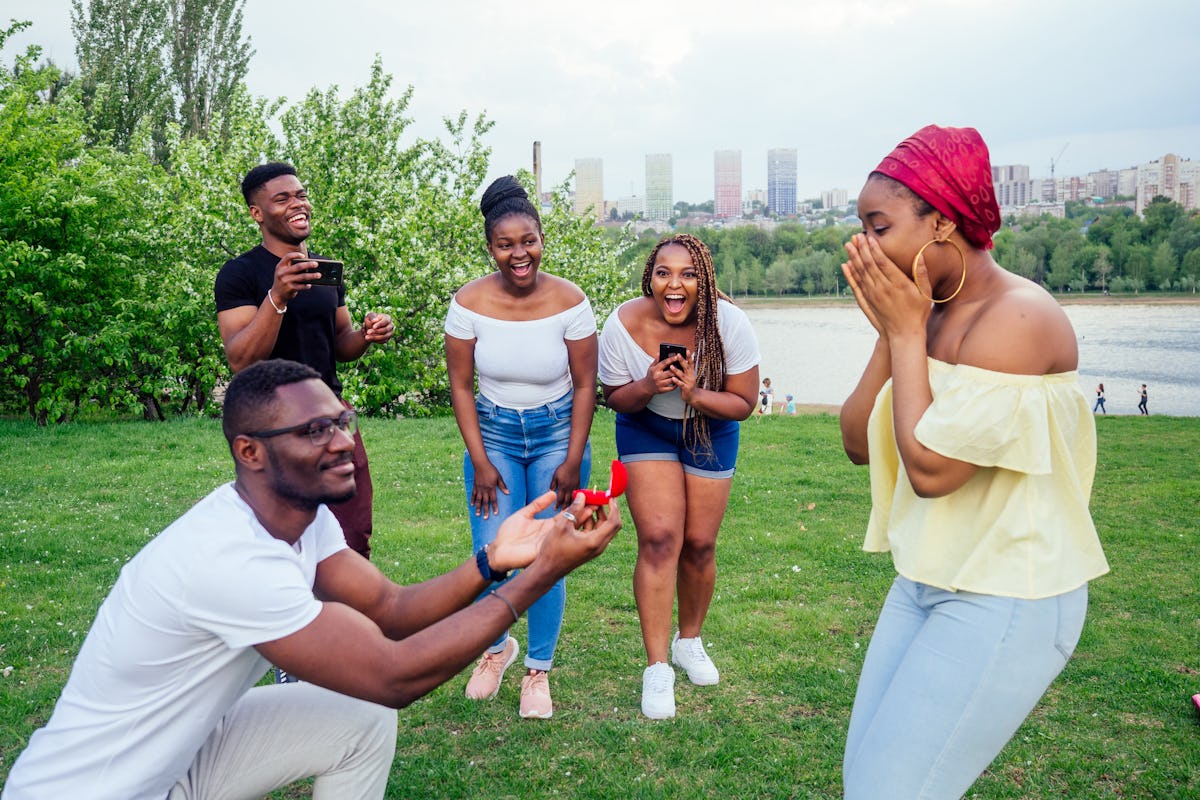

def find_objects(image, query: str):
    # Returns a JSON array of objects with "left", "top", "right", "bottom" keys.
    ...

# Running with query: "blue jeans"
[
  {"left": 843, "top": 576, "right": 1088, "bottom": 799},
  {"left": 465, "top": 392, "right": 591, "bottom": 671}
]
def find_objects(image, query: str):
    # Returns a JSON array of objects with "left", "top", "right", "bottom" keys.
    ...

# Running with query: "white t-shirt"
[
  {"left": 444, "top": 296, "right": 597, "bottom": 409},
  {"left": 598, "top": 298, "right": 761, "bottom": 419},
  {"left": 4, "top": 483, "right": 346, "bottom": 800}
]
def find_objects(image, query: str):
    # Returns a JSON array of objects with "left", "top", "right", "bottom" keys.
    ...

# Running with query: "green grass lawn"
[{"left": 1, "top": 412, "right": 1197, "bottom": 798}]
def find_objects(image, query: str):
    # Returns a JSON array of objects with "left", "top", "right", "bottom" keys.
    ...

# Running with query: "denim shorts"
[{"left": 614, "top": 408, "right": 739, "bottom": 479}]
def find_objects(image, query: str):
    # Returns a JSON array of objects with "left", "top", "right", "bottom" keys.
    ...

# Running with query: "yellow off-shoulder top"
[{"left": 865, "top": 358, "right": 1109, "bottom": 599}]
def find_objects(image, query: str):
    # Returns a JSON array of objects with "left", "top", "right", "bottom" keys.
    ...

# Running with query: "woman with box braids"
[
  {"left": 638, "top": 234, "right": 729, "bottom": 456},
  {"left": 598, "top": 232, "right": 761, "bottom": 719}
]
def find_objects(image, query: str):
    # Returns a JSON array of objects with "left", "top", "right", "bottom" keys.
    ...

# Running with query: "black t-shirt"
[{"left": 214, "top": 245, "right": 346, "bottom": 393}]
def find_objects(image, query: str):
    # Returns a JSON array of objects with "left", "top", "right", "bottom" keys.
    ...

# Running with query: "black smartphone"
[
  {"left": 305, "top": 258, "right": 344, "bottom": 287},
  {"left": 658, "top": 343, "right": 688, "bottom": 367}
]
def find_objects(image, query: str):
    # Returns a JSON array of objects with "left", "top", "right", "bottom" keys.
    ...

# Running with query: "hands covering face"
[{"left": 841, "top": 233, "right": 931, "bottom": 339}]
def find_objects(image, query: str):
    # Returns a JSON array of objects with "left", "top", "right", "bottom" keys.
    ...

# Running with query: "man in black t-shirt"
[{"left": 214, "top": 162, "right": 394, "bottom": 558}]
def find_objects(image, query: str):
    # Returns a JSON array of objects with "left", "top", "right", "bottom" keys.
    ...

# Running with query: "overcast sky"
[{"left": 7, "top": 0, "right": 1199, "bottom": 203}]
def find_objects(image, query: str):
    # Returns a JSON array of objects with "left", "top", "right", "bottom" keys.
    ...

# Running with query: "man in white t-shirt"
[{"left": 4, "top": 359, "right": 621, "bottom": 800}]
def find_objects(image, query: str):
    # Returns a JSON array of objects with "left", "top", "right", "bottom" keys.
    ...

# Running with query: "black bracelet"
[
  {"left": 487, "top": 589, "right": 520, "bottom": 624},
  {"left": 475, "top": 545, "right": 509, "bottom": 583}
]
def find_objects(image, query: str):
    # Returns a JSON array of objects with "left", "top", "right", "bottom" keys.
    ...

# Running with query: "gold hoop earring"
[{"left": 911, "top": 237, "right": 967, "bottom": 303}]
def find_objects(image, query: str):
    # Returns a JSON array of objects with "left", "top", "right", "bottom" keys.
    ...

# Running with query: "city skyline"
[
  {"left": 566, "top": 145, "right": 1196, "bottom": 211},
  {"left": 6, "top": 1, "right": 1198, "bottom": 202}
]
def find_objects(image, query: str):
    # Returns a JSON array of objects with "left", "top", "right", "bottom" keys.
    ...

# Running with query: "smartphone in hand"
[
  {"left": 305, "top": 258, "right": 344, "bottom": 287},
  {"left": 658, "top": 343, "right": 688, "bottom": 368}
]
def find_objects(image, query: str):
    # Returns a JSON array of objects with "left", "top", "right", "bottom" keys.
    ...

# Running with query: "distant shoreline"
[
  {"left": 761, "top": 403, "right": 841, "bottom": 416},
  {"left": 734, "top": 294, "right": 1200, "bottom": 310}
]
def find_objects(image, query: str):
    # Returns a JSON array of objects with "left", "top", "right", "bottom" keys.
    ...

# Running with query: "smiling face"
[
  {"left": 249, "top": 174, "right": 313, "bottom": 248},
  {"left": 487, "top": 213, "right": 544, "bottom": 291},
  {"left": 648, "top": 243, "right": 699, "bottom": 324},
  {"left": 258, "top": 380, "right": 357, "bottom": 510},
  {"left": 856, "top": 175, "right": 939, "bottom": 278}
]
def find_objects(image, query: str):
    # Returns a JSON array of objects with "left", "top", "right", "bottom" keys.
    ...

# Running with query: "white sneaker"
[
  {"left": 641, "top": 662, "right": 676, "bottom": 719},
  {"left": 671, "top": 632, "right": 719, "bottom": 685}
]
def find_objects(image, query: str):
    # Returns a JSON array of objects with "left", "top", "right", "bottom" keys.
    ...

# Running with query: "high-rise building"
[
  {"left": 714, "top": 150, "right": 742, "bottom": 218},
  {"left": 1117, "top": 168, "right": 1139, "bottom": 198},
  {"left": 617, "top": 195, "right": 644, "bottom": 218},
  {"left": 574, "top": 158, "right": 604, "bottom": 220},
  {"left": 1136, "top": 153, "right": 1197, "bottom": 214},
  {"left": 992, "top": 164, "right": 1032, "bottom": 208},
  {"left": 821, "top": 188, "right": 849, "bottom": 211},
  {"left": 1086, "top": 169, "right": 1119, "bottom": 199},
  {"left": 1034, "top": 178, "right": 1058, "bottom": 204},
  {"left": 767, "top": 148, "right": 797, "bottom": 216},
  {"left": 645, "top": 153, "right": 673, "bottom": 221},
  {"left": 744, "top": 188, "right": 766, "bottom": 215}
]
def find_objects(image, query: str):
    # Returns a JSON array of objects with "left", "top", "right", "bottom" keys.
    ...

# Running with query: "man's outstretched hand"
[{"left": 488, "top": 492, "right": 621, "bottom": 577}]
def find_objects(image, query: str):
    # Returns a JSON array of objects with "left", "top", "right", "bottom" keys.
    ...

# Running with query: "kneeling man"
[{"left": 4, "top": 359, "right": 620, "bottom": 799}]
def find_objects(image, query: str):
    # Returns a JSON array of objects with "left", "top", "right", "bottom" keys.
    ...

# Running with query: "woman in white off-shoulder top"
[{"left": 444, "top": 176, "right": 598, "bottom": 720}]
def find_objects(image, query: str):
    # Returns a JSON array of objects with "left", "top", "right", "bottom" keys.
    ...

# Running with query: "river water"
[{"left": 745, "top": 303, "right": 1200, "bottom": 417}]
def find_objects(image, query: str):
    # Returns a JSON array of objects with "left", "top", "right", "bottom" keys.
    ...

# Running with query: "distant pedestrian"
[
  {"left": 785, "top": 393, "right": 797, "bottom": 415},
  {"left": 1093, "top": 383, "right": 1106, "bottom": 414},
  {"left": 1138, "top": 384, "right": 1148, "bottom": 415},
  {"left": 759, "top": 377, "right": 774, "bottom": 415}
]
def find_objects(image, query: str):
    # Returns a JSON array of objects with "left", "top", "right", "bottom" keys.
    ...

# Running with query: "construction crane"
[
  {"left": 1048, "top": 143, "right": 1069, "bottom": 202},
  {"left": 1050, "top": 143, "right": 1069, "bottom": 182}
]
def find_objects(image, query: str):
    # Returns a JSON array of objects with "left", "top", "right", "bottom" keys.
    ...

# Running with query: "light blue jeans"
[
  {"left": 843, "top": 575, "right": 1088, "bottom": 800},
  {"left": 465, "top": 392, "right": 590, "bottom": 671}
]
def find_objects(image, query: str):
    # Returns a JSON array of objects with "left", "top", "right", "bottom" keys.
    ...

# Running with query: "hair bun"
[{"left": 480, "top": 176, "right": 528, "bottom": 218}]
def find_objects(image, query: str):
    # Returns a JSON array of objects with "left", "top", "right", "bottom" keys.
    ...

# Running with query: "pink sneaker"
[
  {"left": 519, "top": 670, "right": 553, "bottom": 719},
  {"left": 465, "top": 636, "right": 519, "bottom": 700}
]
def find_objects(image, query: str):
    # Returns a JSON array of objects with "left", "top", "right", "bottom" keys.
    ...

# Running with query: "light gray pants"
[{"left": 168, "top": 682, "right": 397, "bottom": 800}]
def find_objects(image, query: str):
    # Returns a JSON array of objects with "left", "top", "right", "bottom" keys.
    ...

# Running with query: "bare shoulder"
[
  {"left": 452, "top": 274, "right": 498, "bottom": 313},
  {"left": 960, "top": 272, "right": 1079, "bottom": 374},
  {"left": 615, "top": 296, "right": 655, "bottom": 330},
  {"left": 540, "top": 273, "right": 587, "bottom": 310}
]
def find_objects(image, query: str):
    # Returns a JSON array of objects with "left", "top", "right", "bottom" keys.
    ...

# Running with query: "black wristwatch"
[{"left": 475, "top": 545, "right": 509, "bottom": 583}]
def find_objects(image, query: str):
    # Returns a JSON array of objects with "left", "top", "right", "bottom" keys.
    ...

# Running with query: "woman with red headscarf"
[{"left": 838, "top": 126, "right": 1108, "bottom": 798}]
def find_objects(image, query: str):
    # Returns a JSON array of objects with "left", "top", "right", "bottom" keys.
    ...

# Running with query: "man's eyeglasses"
[{"left": 246, "top": 410, "right": 358, "bottom": 447}]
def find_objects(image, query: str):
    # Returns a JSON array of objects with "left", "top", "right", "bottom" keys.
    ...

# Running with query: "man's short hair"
[
  {"left": 241, "top": 162, "right": 298, "bottom": 205},
  {"left": 223, "top": 359, "right": 322, "bottom": 447}
]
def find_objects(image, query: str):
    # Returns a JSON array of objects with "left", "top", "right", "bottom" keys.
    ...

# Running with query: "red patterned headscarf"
[{"left": 874, "top": 125, "right": 1001, "bottom": 250}]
